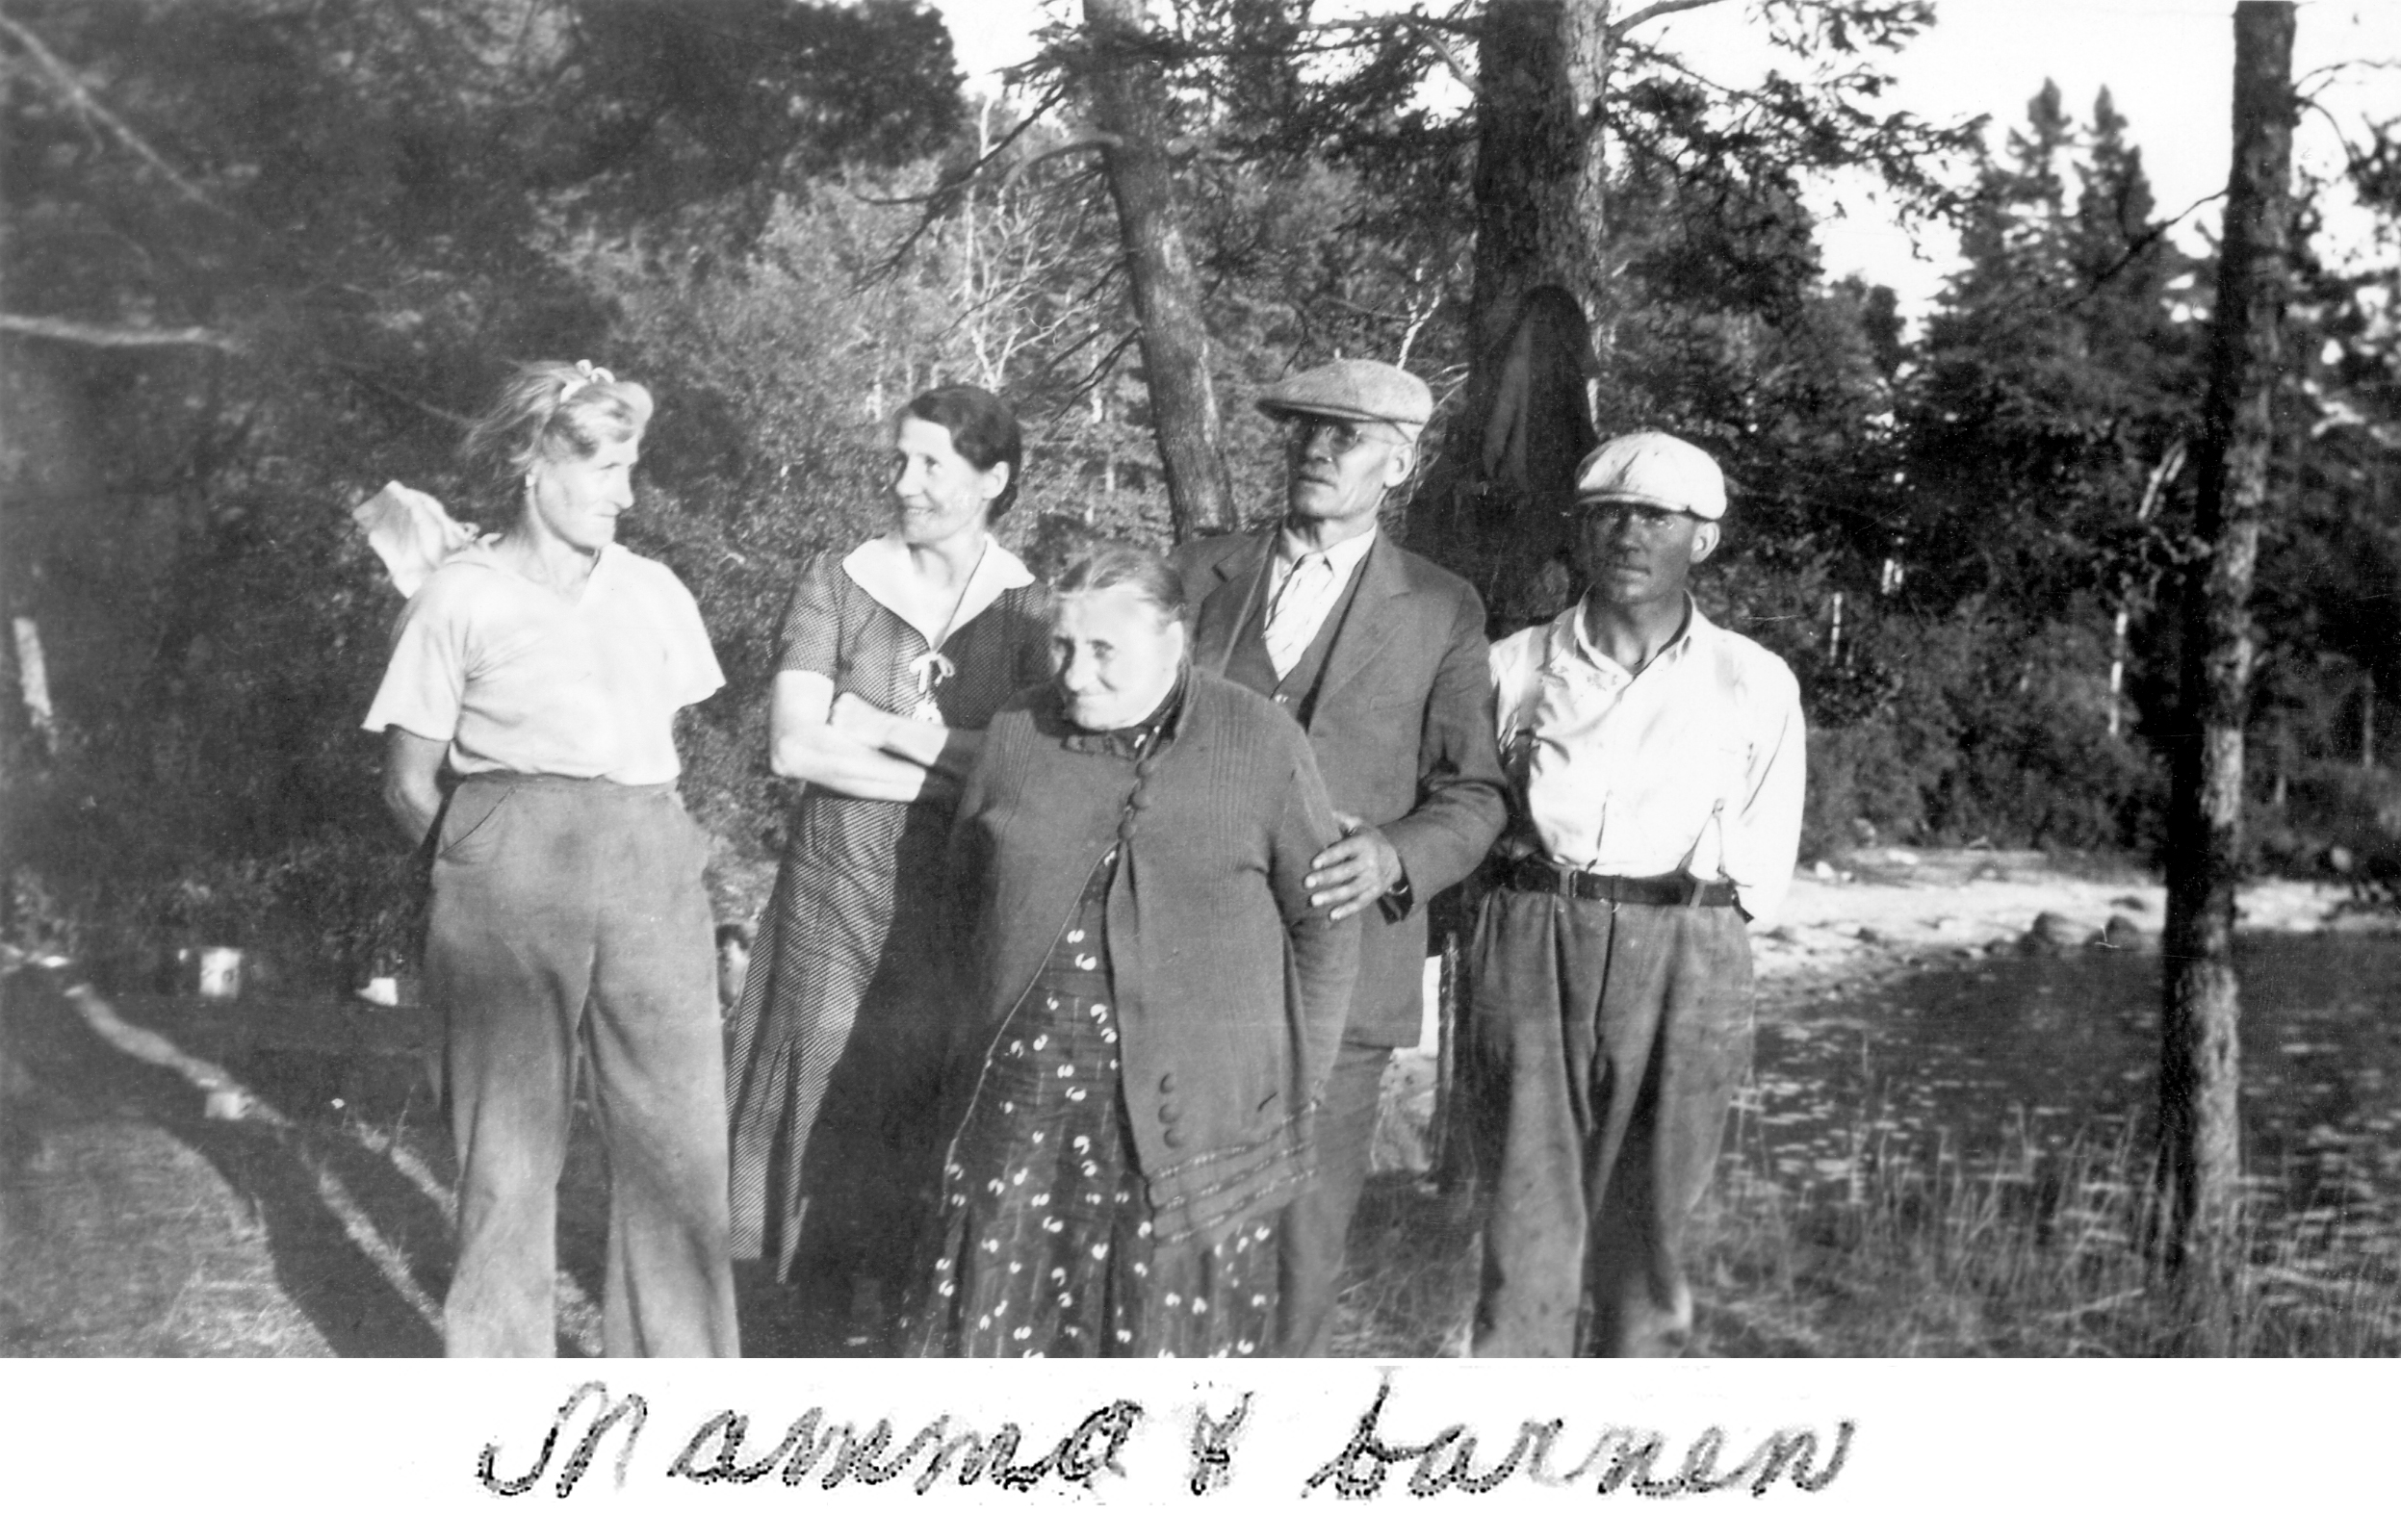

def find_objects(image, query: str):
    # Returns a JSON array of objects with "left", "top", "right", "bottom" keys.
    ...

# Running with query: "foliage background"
[{"left": 1, "top": 0, "right": 2393, "bottom": 988}]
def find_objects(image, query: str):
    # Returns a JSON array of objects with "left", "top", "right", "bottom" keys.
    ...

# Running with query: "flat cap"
[
  {"left": 1570, "top": 431, "right": 1726, "bottom": 521},
  {"left": 1256, "top": 359, "right": 1433, "bottom": 439}
]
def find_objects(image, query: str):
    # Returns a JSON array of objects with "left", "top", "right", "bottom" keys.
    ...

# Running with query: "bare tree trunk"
[
  {"left": 1082, "top": 0, "right": 1234, "bottom": 543},
  {"left": 1407, "top": 0, "right": 1606, "bottom": 629},
  {"left": 2158, "top": 0, "right": 2293, "bottom": 1283},
  {"left": 1463, "top": 1, "right": 1590, "bottom": 362}
]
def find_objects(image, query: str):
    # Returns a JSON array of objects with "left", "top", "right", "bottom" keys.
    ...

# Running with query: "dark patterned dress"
[
  {"left": 900, "top": 698, "right": 1279, "bottom": 1358},
  {"left": 725, "top": 545, "right": 1049, "bottom": 1307}
]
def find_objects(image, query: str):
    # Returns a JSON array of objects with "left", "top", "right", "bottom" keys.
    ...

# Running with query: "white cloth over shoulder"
[
  {"left": 363, "top": 543, "right": 723, "bottom": 784},
  {"left": 351, "top": 481, "right": 481, "bottom": 598},
  {"left": 1489, "top": 598, "right": 1806, "bottom": 927}
]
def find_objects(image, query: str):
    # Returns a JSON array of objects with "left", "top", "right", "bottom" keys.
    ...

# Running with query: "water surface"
[{"left": 1748, "top": 934, "right": 2401, "bottom": 1247}]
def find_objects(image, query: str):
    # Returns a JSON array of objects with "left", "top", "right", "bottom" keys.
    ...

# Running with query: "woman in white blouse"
[{"left": 367, "top": 361, "right": 736, "bottom": 1357}]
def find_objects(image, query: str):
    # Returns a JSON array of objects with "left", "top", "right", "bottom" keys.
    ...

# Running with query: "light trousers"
[{"left": 427, "top": 774, "right": 738, "bottom": 1358}]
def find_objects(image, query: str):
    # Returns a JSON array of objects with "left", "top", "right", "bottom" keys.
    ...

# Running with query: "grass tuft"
[{"left": 1335, "top": 1093, "right": 2401, "bottom": 1358}]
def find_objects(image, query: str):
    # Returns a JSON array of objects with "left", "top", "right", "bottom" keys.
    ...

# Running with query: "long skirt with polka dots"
[{"left": 902, "top": 850, "right": 1279, "bottom": 1358}]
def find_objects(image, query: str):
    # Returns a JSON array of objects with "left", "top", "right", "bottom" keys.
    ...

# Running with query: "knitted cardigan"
[{"left": 938, "top": 668, "right": 1360, "bottom": 1248}]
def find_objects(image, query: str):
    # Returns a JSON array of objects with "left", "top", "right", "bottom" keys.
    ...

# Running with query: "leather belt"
[{"left": 1498, "top": 856, "right": 1738, "bottom": 908}]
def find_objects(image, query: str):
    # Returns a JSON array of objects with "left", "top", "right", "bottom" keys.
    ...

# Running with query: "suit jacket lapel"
[
  {"left": 1199, "top": 531, "right": 1276, "bottom": 676},
  {"left": 1315, "top": 533, "right": 1414, "bottom": 706}
]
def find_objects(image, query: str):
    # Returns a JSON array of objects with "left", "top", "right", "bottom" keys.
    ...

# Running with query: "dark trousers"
[
  {"left": 1466, "top": 886, "right": 1752, "bottom": 1357},
  {"left": 1276, "top": 1040, "right": 1391, "bottom": 1356},
  {"left": 427, "top": 775, "right": 739, "bottom": 1358}
]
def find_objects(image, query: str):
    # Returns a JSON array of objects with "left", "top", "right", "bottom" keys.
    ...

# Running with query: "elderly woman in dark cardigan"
[{"left": 901, "top": 543, "right": 1358, "bottom": 1357}]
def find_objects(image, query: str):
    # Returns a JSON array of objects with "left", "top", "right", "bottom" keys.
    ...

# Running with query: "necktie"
[{"left": 1263, "top": 553, "right": 1337, "bottom": 679}]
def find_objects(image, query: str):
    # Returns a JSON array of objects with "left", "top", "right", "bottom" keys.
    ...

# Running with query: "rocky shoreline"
[{"left": 1753, "top": 845, "right": 2400, "bottom": 1014}]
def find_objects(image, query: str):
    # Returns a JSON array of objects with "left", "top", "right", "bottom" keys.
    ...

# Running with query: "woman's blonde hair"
[{"left": 461, "top": 361, "right": 654, "bottom": 506}]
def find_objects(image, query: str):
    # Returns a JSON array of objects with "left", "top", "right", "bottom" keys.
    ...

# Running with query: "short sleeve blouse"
[
  {"left": 364, "top": 543, "right": 722, "bottom": 783},
  {"left": 775, "top": 536, "right": 1048, "bottom": 725}
]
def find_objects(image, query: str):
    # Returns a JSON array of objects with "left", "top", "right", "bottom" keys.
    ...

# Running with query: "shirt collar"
[
  {"left": 1551, "top": 592, "right": 1711, "bottom": 679},
  {"left": 1272, "top": 521, "right": 1379, "bottom": 582},
  {"left": 442, "top": 536, "right": 620, "bottom": 594},
  {"left": 1059, "top": 668, "right": 1190, "bottom": 758},
  {"left": 442, "top": 539, "right": 509, "bottom": 574},
  {"left": 842, "top": 532, "right": 1034, "bottom": 646},
  {"left": 1051, "top": 666, "right": 1195, "bottom": 758}
]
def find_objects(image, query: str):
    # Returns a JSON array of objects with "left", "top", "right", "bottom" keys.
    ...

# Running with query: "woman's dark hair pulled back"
[{"left": 902, "top": 383, "right": 1023, "bottom": 523}]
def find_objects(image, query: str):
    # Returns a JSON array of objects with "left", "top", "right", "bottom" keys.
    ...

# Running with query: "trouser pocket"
[{"left": 434, "top": 781, "right": 517, "bottom": 866}]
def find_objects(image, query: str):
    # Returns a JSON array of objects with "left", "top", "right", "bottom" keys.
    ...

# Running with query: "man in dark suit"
[{"left": 1171, "top": 359, "right": 1508, "bottom": 1356}]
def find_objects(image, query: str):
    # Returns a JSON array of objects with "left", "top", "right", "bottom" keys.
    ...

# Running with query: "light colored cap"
[
  {"left": 1570, "top": 431, "right": 1726, "bottom": 521},
  {"left": 1256, "top": 359, "right": 1433, "bottom": 440}
]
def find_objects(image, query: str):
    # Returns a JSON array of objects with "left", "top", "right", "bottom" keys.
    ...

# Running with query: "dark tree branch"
[
  {"left": 1046, "top": 328, "right": 1146, "bottom": 421},
  {"left": 1397, "top": 16, "right": 1480, "bottom": 96},
  {"left": 1001, "top": 130, "right": 1122, "bottom": 185},
  {"left": 1609, "top": 0, "right": 1733, "bottom": 42},
  {"left": 852, "top": 81, "right": 1073, "bottom": 287}
]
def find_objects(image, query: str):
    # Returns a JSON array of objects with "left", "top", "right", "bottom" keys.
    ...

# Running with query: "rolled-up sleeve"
[{"left": 1725, "top": 666, "right": 1806, "bottom": 928}]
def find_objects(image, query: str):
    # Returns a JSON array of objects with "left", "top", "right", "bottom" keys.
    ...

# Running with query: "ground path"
[{"left": 6, "top": 850, "right": 2390, "bottom": 1356}]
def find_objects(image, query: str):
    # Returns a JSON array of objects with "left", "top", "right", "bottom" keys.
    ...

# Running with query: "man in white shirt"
[{"left": 1470, "top": 431, "right": 1804, "bottom": 1357}]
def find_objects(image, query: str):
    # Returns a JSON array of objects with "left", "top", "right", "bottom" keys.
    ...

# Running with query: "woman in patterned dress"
[
  {"left": 725, "top": 384, "right": 1050, "bottom": 1349},
  {"left": 902, "top": 544, "right": 1358, "bottom": 1357}
]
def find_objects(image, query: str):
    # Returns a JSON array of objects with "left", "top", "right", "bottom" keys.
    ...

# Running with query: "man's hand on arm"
[{"left": 1306, "top": 813, "right": 1407, "bottom": 923}]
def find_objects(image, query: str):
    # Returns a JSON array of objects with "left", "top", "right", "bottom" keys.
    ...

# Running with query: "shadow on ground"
[{"left": 1, "top": 977, "right": 613, "bottom": 1356}]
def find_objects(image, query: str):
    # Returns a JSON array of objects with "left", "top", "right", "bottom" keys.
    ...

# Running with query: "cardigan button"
[
  {"left": 1162, "top": 1128, "right": 1185, "bottom": 1149},
  {"left": 1159, "top": 1101, "right": 1181, "bottom": 1123},
  {"left": 1157, "top": 1071, "right": 1175, "bottom": 1093},
  {"left": 1128, "top": 784, "right": 1153, "bottom": 810}
]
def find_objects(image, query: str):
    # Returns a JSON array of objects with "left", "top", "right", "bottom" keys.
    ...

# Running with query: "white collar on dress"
[{"left": 841, "top": 532, "right": 1034, "bottom": 646}]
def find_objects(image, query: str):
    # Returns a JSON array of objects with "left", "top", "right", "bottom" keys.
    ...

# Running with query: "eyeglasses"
[
  {"left": 1281, "top": 416, "right": 1399, "bottom": 455},
  {"left": 1571, "top": 500, "right": 1691, "bottom": 526}
]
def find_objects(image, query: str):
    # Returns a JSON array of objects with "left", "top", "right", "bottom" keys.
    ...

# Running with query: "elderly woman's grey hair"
[
  {"left": 1049, "top": 541, "right": 1187, "bottom": 626},
  {"left": 461, "top": 361, "right": 655, "bottom": 505}
]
